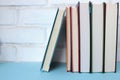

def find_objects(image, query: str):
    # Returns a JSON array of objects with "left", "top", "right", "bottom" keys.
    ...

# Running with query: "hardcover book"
[
  {"left": 79, "top": 3, "right": 90, "bottom": 72},
  {"left": 41, "top": 8, "right": 65, "bottom": 72},
  {"left": 92, "top": 3, "right": 104, "bottom": 72},
  {"left": 104, "top": 3, "right": 119, "bottom": 72}
]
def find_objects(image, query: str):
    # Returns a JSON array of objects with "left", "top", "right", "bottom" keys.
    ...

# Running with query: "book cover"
[
  {"left": 77, "top": 2, "right": 81, "bottom": 72},
  {"left": 104, "top": 3, "right": 118, "bottom": 72},
  {"left": 89, "top": 2, "right": 92, "bottom": 73},
  {"left": 71, "top": 6, "right": 79, "bottom": 72},
  {"left": 41, "top": 8, "right": 65, "bottom": 72},
  {"left": 80, "top": 2, "right": 90, "bottom": 72},
  {"left": 92, "top": 3, "right": 104, "bottom": 72},
  {"left": 66, "top": 7, "right": 72, "bottom": 72}
]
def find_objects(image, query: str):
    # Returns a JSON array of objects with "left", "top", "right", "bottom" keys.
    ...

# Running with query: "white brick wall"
[
  {"left": 0, "top": 44, "right": 17, "bottom": 61},
  {"left": 0, "top": 7, "right": 17, "bottom": 25},
  {"left": 16, "top": 44, "right": 46, "bottom": 62},
  {"left": 18, "top": 7, "right": 57, "bottom": 25},
  {"left": 49, "top": 0, "right": 111, "bottom": 5},
  {"left": 0, "top": 4, "right": 58, "bottom": 62},
  {"left": 0, "top": 28, "right": 46, "bottom": 43},
  {"left": 49, "top": 0, "right": 69, "bottom": 4},
  {"left": 0, "top": 0, "right": 120, "bottom": 62},
  {"left": 0, "top": 0, "right": 47, "bottom": 5}
]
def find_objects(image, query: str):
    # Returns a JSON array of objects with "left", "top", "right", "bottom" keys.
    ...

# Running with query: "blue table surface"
[{"left": 0, "top": 62, "right": 120, "bottom": 80}]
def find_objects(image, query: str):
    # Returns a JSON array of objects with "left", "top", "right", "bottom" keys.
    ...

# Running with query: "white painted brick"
[
  {"left": 0, "top": 45, "right": 17, "bottom": 61},
  {"left": 0, "top": 0, "right": 47, "bottom": 5},
  {"left": 0, "top": 7, "right": 17, "bottom": 25},
  {"left": 49, "top": 0, "right": 69, "bottom": 4},
  {"left": 0, "top": 28, "right": 46, "bottom": 43},
  {"left": 0, "top": 26, "right": 16, "bottom": 28},
  {"left": 69, "top": 0, "right": 110, "bottom": 4},
  {"left": 92, "top": 0, "right": 111, "bottom": 3},
  {"left": 19, "top": 7, "right": 57, "bottom": 25},
  {"left": 69, "top": 0, "right": 88, "bottom": 4},
  {"left": 16, "top": 46, "right": 46, "bottom": 62},
  {"left": 110, "top": 0, "right": 120, "bottom": 3}
]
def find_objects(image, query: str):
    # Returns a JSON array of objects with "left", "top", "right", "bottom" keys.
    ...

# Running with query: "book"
[
  {"left": 89, "top": 2, "right": 92, "bottom": 73},
  {"left": 79, "top": 3, "right": 90, "bottom": 72},
  {"left": 92, "top": 3, "right": 104, "bottom": 72},
  {"left": 70, "top": 6, "right": 80, "bottom": 72},
  {"left": 77, "top": 2, "right": 81, "bottom": 72},
  {"left": 66, "top": 7, "right": 72, "bottom": 72},
  {"left": 103, "top": 2, "right": 106, "bottom": 73},
  {"left": 104, "top": 3, "right": 119, "bottom": 72},
  {"left": 41, "top": 8, "right": 65, "bottom": 72}
]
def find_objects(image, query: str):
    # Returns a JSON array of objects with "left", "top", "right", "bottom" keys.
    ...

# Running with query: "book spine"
[
  {"left": 103, "top": 3, "right": 106, "bottom": 73},
  {"left": 115, "top": 3, "right": 119, "bottom": 72},
  {"left": 77, "top": 2, "right": 80, "bottom": 73},
  {"left": 89, "top": 2, "right": 92, "bottom": 73},
  {"left": 41, "top": 9, "right": 59, "bottom": 70},
  {"left": 70, "top": 7, "right": 73, "bottom": 72},
  {"left": 66, "top": 7, "right": 69, "bottom": 72}
]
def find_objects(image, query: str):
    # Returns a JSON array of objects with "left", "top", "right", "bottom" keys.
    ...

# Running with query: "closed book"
[
  {"left": 41, "top": 8, "right": 65, "bottom": 72},
  {"left": 66, "top": 7, "right": 72, "bottom": 72},
  {"left": 104, "top": 3, "right": 119, "bottom": 72},
  {"left": 79, "top": 3, "right": 90, "bottom": 72},
  {"left": 70, "top": 6, "right": 79, "bottom": 72},
  {"left": 92, "top": 3, "right": 104, "bottom": 72}
]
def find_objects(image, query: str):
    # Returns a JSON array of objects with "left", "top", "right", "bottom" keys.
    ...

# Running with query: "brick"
[
  {"left": 69, "top": 0, "right": 110, "bottom": 4},
  {"left": 110, "top": 0, "right": 120, "bottom": 3},
  {"left": 0, "top": 28, "right": 46, "bottom": 43},
  {"left": 0, "top": 45, "right": 17, "bottom": 61},
  {"left": 16, "top": 45, "right": 46, "bottom": 62},
  {"left": 0, "top": 26, "right": 16, "bottom": 28},
  {"left": 49, "top": 0, "right": 69, "bottom": 4},
  {"left": 0, "top": 0, "right": 47, "bottom": 5},
  {"left": 0, "top": 7, "right": 17, "bottom": 25},
  {"left": 18, "top": 7, "right": 57, "bottom": 25}
]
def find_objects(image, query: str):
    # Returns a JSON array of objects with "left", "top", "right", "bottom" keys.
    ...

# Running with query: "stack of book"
[
  {"left": 41, "top": 2, "right": 119, "bottom": 73},
  {"left": 66, "top": 2, "right": 119, "bottom": 73}
]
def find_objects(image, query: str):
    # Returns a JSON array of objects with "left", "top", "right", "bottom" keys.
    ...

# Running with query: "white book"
[
  {"left": 41, "top": 8, "right": 65, "bottom": 72},
  {"left": 79, "top": 3, "right": 90, "bottom": 72},
  {"left": 104, "top": 3, "right": 118, "bottom": 72},
  {"left": 92, "top": 3, "right": 104, "bottom": 72},
  {"left": 66, "top": 7, "right": 71, "bottom": 72},
  {"left": 71, "top": 6, "right": 79, "bottom": 72}
]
